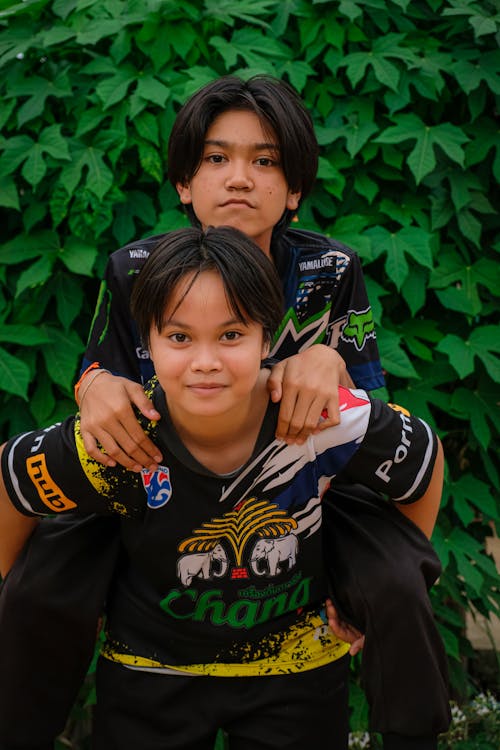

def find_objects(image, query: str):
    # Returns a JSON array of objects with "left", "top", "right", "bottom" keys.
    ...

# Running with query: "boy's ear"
[
  {"left": 261, "top": 339, "right": 271, "bottom": 360},
  {"left": 177, "top": 183, "right": 193, "bottom": 205},
  {"left": 286, "top": 191, "right": 301, "bottom": 211}
]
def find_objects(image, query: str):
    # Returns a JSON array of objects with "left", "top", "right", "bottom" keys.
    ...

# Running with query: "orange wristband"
[{"left": 74, "top": 362, "right": 101, "bottom": 404}]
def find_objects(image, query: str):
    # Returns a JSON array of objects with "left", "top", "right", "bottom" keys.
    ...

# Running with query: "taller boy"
[{"left": 0, "top": 76, "right": 449, "bottom": 750}]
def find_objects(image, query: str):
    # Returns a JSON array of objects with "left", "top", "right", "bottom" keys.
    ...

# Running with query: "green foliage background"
[{"left": 0, "top": 0, "right": 499, "bottom": 736}]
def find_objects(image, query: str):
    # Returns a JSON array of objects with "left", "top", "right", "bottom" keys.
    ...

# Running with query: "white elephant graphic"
[
  {"left": 177, "top": 543, "right": 228, "bottom": 586},
  {"left": 250, "top": 534, "right": 298, "bottom": 577}
]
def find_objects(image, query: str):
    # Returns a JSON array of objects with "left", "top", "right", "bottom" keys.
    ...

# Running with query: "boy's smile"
[{"left": 176, "top": 109, "right": 300, "bottom": 255}]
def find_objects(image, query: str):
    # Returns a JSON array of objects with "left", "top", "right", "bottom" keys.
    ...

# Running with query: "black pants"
[
  {"left": 0, "top": 490, "right": 450, "bottom": 749},
  {"left": 323, "top": 484, "right": 451, "bottom": 736},
  {"left": 93, "top": 656, "right": 350, "bottom": 750}
]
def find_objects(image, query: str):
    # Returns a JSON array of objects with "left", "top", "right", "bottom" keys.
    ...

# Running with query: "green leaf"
[
  {"left": 278, "top": 60, "right": 315, "bottom": 93},
  {"left": 15, "top": 254, "right": 56, "bottom": 297},
  {"left": 392, "top": 360, "right": 454, "bottom": 426},
  {"left": 21, "top": 143, "right": 47, "bottom": 187},
  {"left": 135, "top": 75, "right": 170, "bottom": 108},
  {"left": 81, "top": 147, "right": 114, "bottom": 200},
  {"left": 59, "top": 237, "right": 97, "bottom": 276},
  {"left": 76, "top": 19, "right": 124, "bottom": 46},
  {"left": 0, "top": 347, "right": 30, "bottom": 399},
  {"left": 436, "top": 326, "right": 500, "bottom": 380},
  {"left": 0, "top": 324, "right": 51, "bottom": 345},
  {"left": 54, "top": 273, "right": 83, "bottom": 331},
  {"left": 0, "top": 230, "right": 60, "bottom": 265},
  {"left": 0, "top": 175, "right": 19, "bottom": 210},
  {"left": 95, "top": 70, "right": 136, "bottom": 110},
  {"left": 376, "top": 329, "right": 419, "bottom": 378},
  {"left": 13, "top": 73, "right": 72, "bottom": 127},
  {"left": 133, "top": 111, "right": 160, "bottom": 145},
  {"left": 0, "top": 134, "right": 34, "bottom": 175},
  {"left": 203, "top": 0, "right": 276, "bottom": 29},
  {"left": 376, "top": 114, "right": 468, "bottom": 183},
  {"left": 39, "top": 325, "right": 83, "bottom": 392},
  {"left": 365, "top": 225, "right": 433, "bottom": 289},
  {"left": 30, "top": 375, "right": 56, "bottom": 425},
  {"left": 450, "top": 386, "right": 500, "bottom": 450},
  {"left": 137, "top": 140, "right": 163, "bottom": 183},
  {"left": 400, "top": 265, "right": 428, "bottom": 316}
]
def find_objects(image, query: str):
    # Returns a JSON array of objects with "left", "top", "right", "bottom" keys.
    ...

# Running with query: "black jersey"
[
  {"left": 2, "top": 383, "right": 436, "bottom": 677},
  {"left": 82, "top": 228, "right": 384, "bottom": 391}
]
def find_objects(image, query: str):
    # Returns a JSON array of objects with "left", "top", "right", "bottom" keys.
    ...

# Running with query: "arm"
[
  {"left": 0, "top": 417, "right": 145, "bottom": 575},
  {"left": 396, "top": 437, "right": 444, "bottom": 539},
  {"left": 266, "top": 237, "right": 383, "bottom": 444},
  {"left": 0, "top": 444, "right": 38, "bottom": 577},
  {"left": 77, "top": 244, "right": 162, "bottom": 471}
]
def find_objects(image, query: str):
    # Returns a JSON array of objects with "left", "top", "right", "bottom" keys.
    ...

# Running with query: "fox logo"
[
  {"left": 341, "top": 308, "right": 376, "bottom": 351},
  {"left": 141, "top": 466, "right": 172, "bottom": 509}
]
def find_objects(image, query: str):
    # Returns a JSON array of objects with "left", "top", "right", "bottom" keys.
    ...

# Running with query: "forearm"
[
  {"left": 395, "top": 438, "right": 444, "bottom": 539},
  {"left": 0, "top": 444, "right": 38, "bottom": 577}
]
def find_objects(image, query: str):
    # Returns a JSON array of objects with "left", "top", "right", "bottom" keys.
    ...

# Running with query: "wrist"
[{"left": 75, "top": 365, "right": 111, "bottom": 408}]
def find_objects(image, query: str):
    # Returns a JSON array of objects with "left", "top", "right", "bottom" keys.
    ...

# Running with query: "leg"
[
  {"left": 94, "top": 658, "right": 218, "bottom": 750},
  {"left": 322, "top": 484, "right": 451, "bottom": 739},
  {"left": 0, "top": 515, "right": 120, "bottom": 748},
  {"left": 94, "top": 657, "right": 349, "bottom": 750},
  {"left": 225, "top": 658, "right": 350, "bottom": 750}
]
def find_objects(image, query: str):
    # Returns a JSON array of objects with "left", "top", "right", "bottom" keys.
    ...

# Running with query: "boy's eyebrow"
[
  {"left": 204, "top": 138, "right": 279, "bottom": 151},
  {"left": 162, "top": 316, "right": 247, "bottom": 328}
]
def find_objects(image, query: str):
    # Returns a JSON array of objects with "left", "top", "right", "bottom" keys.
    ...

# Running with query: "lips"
[
  {"left": 187, "top": 383, "right": 226, "bottom": 394},
  {"left": 220, "top": 199, "right": 254, "bottom": 208}
]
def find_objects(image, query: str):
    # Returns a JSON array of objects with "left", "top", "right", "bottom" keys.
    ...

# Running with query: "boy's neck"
[{"left": 166, "top": 373, "right": 270, "bottom": 475}]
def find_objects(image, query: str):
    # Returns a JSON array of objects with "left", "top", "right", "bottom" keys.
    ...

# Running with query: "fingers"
[
  {"left": 124, "top": 381, "right": 161, "bottom": 421},
  {"left": 81, "top": 420, "right": 162, "bottom": 472},
  {"left": 270, "top": 346, "right": 347, "bottom": 444},
  {"left": 266, "top": 362, "right": 284, "bottom": 403},
  {"left": 276, "top": 389, "right": 340, "bottom": 444},
  {"left": 325, "top": 598, "right": 364, "bottom": 654},
  {"left": 79, "top": 375, "right": 163, "bottom": 471}
]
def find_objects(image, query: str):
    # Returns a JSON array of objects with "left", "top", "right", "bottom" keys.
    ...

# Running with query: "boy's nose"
[
  {"left": 190, "top": 345, "right": 222, "bottom": 372},
  {"left": 225, "top": 162, "right": 253, "bottom": 190}
]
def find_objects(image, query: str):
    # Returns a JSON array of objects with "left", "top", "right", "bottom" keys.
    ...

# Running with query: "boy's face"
[
  {"left": 149, "top": 270, "right": 269, "bottom": 425},
  {"left": 176, "top": 109, "right": 301, "bottom": 256}
]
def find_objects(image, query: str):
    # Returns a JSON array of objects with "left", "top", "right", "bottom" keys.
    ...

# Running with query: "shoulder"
[
  {"left": 281, "top": 228, "right": 359, "bottom": 260},
  {"left": 106, "top": 233, "right": 170, "bottom": 275}
]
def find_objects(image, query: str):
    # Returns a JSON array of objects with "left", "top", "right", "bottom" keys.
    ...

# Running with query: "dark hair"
[
  {"left": 167, "top": 75, "right": 319, "bottom": 233},
  {"left": 131, "top": 226, "right": 284, "bottom": 348}
]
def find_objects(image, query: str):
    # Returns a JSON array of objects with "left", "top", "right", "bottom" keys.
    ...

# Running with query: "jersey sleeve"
[
  {"left": 1, "top": 417, "right": 144, "bottom": 518},
  {"left": 327, "top": 250, "right": 385, "bottom": 391},
  {"left": 81, "top": 248, "right": 144, "bottom": 382},
  {"left": 340, "top": 398, "right": 438, "bottom": 504}
]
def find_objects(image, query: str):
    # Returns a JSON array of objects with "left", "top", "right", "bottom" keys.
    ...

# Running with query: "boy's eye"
[
  {"left": 221, "top": 331, "right": 241, "bottom": 342},
  {"left": 168, "top": 333, "right": 189, "bottom": 343},
  {"left": 255, "top": 156, "right": 278, "bottom": 167},
  {"left": 206, "top": 154, "right": 226, "bottom": 164}
]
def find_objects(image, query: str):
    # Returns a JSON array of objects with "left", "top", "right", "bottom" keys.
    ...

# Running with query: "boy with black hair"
[
  {"left": 0, "top": 75, "right": 450, "bottom": 750},
  {"left": 0, "top": 226, "right": 444, "bottom": 750}
]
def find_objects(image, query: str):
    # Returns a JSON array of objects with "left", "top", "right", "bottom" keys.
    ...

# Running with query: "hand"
[
  {"left": 325, "top": 598, "right": 365, "bottom": 656},
  {"left": 267, "top": 345, "right": 354, "bottom": 444},
  {"left": 79, "top": 372, "right": 162, "bottom": 472}
]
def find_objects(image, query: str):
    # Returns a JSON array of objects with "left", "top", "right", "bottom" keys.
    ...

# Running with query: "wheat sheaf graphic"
[{"left": 178, "top": 497, "right": 298, "bottom": 565}]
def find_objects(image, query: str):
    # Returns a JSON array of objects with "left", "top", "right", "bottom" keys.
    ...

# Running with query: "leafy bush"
[{"left": 1, "top": 0, "right": 499, "bottom": 738}]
